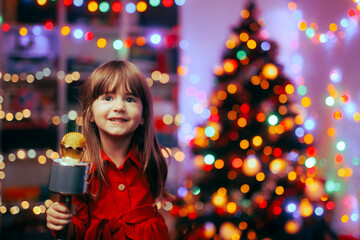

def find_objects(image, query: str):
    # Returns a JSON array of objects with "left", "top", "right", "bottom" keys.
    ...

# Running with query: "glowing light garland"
[
  {"left": 288, "top": 1, "right": 360, "bottom": 44},
  {"left": 1, "top": 24, "right": 180, "bottom": 50}
]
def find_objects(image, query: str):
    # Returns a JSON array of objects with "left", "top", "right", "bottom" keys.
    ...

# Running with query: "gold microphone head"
[{"left": 60, "top": 132, "right": 86, "bottom": 164}]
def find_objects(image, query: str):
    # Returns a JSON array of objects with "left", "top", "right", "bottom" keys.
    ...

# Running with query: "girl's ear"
[
  {"left": 89, "top": 109, "right": 95, "bottom": 122},
  {"left": 140, "top": 118, "right": 145, "bottom": 125}
]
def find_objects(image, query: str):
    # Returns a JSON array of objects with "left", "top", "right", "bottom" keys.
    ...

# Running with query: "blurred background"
[{"left": 1, "top": 0, "right": 360, "bottom": 239}]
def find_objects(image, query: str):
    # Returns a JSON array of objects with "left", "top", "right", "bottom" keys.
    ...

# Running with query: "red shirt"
[{"left": 71, "top": 149, "right": 170, "bottom": 240}]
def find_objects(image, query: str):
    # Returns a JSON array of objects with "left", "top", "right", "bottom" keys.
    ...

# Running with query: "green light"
[
  {"left": 325, "top": 180, "right": 336, "bottom": 193},
  {"left": 191, "top": 186, "right": 201, "bottom": 195},
  {"left": 319, "top": 158, "right": 328, "bottom": 167},
  {"left": 99, "top": 2, "right": 110, "bottom": 12},
  {"left": 236, "top": 50, "right": 246, "bottom": 60},
  {"left": 204, "top": 126, "right": 216, "bottom": 137},
  {"left": 297, "top": 85, "right": 307, "bottom": 96},
  {"left": 242, "top": 199, "right": 251, "bottom": 208},
  {"left": 352, "top": 157, "right": 360, "bottom": 166},
  {"left": 305, "top": 28, "right": 315, "bottom": 38},
  {"left": 268, "top": 115, "right": 278, "bottom": 125},
  {"left": 149, "top": 0, "right": 161, "bottom": 7},
  {"left": 0, "top": 16, "right": 2, "bottom": 25}
]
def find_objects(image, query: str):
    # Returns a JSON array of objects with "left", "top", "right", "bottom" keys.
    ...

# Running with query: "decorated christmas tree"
[{"left": 172, "top": 2, "right": 337, "bottom": 240}]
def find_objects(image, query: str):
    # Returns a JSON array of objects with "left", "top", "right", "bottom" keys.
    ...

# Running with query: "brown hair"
[{"left": 79, "top": 60, "right": 170, "bottom": 202}]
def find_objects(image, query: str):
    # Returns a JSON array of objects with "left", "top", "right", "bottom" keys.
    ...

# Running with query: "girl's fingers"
[
  {"left": 46, "top": 202, "right": 72, "bottom": 231},
  {"left": 47, "top": 213, "right": 72, "bottom": 225},
  {"left": 51, "top": 202, "right": 70, "bottom": 213}
]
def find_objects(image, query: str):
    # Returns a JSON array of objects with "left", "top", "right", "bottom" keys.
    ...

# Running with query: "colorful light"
[
  {"left": 150, "top": 33, "right": 162, "bottom": 44},
  {"left": 84, "top": 32, "right": 94, "bottom": 41},
  {"left": 262, "top": 63, "right": 278, "bottom": 80},
  {"left": 44, "top": 21, "right": 54, "bottom": 30},
  {"left": 242, "top": 156, "right": 261, "bottom": 177},
  {"left": 73, "top": 0, "right": 83, "bottom": 7},
  {"left": 113, "top": 39, "right": 123, "bottom": 50},
  {"left": 99, "top": 2, "right": 110, "bottom": 12},
  {"left": 88, "top": 1, "right": 98, "bottom": 12},
  {"left": 334, "top": 111, "right": 342, "bottom": 120},
  {"left": 73, "top": 29, "right": 83, "bottom": 39},
  {"left": 112, "top": 2, "right": 122, "bottom": 12},
  {"left": 97, "top": 38, "right": 107, "bottom": 48},
  {"left": 125, "top": 2, "right": 136, "bottom": 13},
  {"left": 149, "top": 0, "right": 161, "bottom": 7},
  {"left": 336, "top": 141, "right": 346, "bottom": 151},
  {"left": 61, "top": 26, "right": 70, "bottom": 35},
  {"left": 163, "top": 0, "right": 174, "bottom": 8},
  {"left": 268, "top": 114, "right": 278, "bottom": 125}
]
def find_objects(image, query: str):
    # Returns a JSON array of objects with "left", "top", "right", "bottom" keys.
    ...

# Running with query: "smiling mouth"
[{"left": 109, "top": 118, "right": 128, "bottom": 122}]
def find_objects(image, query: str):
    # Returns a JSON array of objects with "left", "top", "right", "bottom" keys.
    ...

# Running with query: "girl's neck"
[{"left": 100, "top": 135, "right": 132, "bottom": 168}]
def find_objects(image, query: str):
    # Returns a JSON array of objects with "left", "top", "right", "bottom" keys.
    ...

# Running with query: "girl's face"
[{"left": 91, "top": 89, "right": 143, "bottom": 142}]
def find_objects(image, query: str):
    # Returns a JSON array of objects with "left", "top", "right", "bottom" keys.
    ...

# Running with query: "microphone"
[{"left": 48, "top": 132, "right": 88, "bottom": 240}]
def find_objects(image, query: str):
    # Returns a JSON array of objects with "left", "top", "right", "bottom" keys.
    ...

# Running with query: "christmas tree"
[{"left": 172, "top": 2, "right": 337, "bottom": 240}]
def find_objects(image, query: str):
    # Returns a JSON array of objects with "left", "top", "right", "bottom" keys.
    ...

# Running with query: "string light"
[{"left": 288, "top": 1, "right": 360, "bottom": 44}]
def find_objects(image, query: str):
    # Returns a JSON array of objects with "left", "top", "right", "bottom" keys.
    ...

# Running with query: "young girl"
[{"left": 46, "top": 60, "right": 172, "bottom": 239}]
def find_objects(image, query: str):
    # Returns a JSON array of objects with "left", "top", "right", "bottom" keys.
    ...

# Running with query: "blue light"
[
  {"left": 150, "top": 34, "right": 161, "bottom": 44},
  {"left": 260, "top": 41, "right": 270, "bottom": 51},
  {"left": 125, "top": 2, "right": 136, "bottom": 13},
  {"left": 330, "top": 70, "right": 342, "bottom": 83},
  {"left": 288, "top": 151, "right": 299, "bottom": 161},
  {"left": 204, "top": 154, "right": 215, "bottom": 165},
  {"left": 286, "top": 203, "right": 297, "bottom": 213},
  {"left": 345, "top": 103, "right": 356, "bottom": 115},
  {"left": 32, "top": 26, "right": 42, "bottom": 35},
  {"left": 177, "top": 186, "right": 188, "bottom": 198},
  {"left": 351, "top": 213, "right": 359, "bottom": 222},
  {"left": 113, "top": 39, "right": 123, "bottom": 50},
  {"left": 179, "top": 40, "right": 189, "bottom": 49},
  {"left": 295, "top": 127, "right": 305, "bottom": 137},
  {"left": 73, "top": 29, "right": 84, "bottom": 39},
  {"left": 205, "top": 126, "right": 216, "bottom": 137},
  {"left": 73, "top": 0, "right": 83, "bottom": 7},
  {"left": 200, "top": 109, "right": 211, "bottom": 119},
  {"left": 190, "top": 74, "right": 200, "bottom": 84},
  {"left": 175, "top": 0, "right": 186, "bottom": 6},
  {"left": 292, "top": 54, "right": 303, "bottom": 66},
  {"left": 304, "top": 119, "right": 315, "bottom": 130},
  {"left": 315, "top": 207, "right": 324, "bottom": 216},
  {"left": 340, "top": 18, "right": 349, "bottom": 28},
  {"left": 292, "top": 10, "right": 303, "bottom": 20},
  {"left": 319, "top": 34, "right": 328, "bottom": 43}
]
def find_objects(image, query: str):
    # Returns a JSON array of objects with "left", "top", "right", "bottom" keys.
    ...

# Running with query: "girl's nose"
[{"left": 113, "top": 98, "right": 126, "bottom": 111}]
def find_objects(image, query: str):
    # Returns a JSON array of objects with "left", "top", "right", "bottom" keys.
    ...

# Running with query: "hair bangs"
[{"left": 91, "top": 64, "right": 144, "bottom": 100}]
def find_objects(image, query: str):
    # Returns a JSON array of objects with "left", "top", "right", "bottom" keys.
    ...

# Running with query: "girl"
[{"left": 46, "top": 61, "right": 172, "bottom": 239}]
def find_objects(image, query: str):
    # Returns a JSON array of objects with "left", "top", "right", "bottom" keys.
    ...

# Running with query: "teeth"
[{"left": 110, "top": 119, "right": 125, "bottom": 122}]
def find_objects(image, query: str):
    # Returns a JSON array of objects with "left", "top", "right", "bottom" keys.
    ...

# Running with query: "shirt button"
[{"left": 118, "top": 184, "right": 126, "bottom": 191}]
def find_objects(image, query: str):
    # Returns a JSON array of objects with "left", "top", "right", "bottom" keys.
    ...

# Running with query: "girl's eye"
[
  {"left": 103, "top": 95, "right": 112, "bottom": 101},
  {"left": 125, "top": 97, "right": 135, "bottom": 102}
]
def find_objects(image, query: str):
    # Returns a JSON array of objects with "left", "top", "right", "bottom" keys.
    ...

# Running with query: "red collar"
[{"left": 89, "top": 147, "right": 141, "bottom": 174}]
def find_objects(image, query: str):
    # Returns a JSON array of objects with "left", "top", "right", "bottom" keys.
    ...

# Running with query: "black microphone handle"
[{"left": 55, "top": 194, "right": 73, "bottom": 240}]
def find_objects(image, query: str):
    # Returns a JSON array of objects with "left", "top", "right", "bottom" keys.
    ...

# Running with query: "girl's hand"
[{"left": 46, "top": 202, "right": 72, "bottom": 231}]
